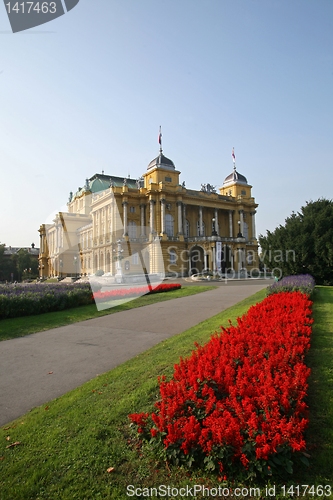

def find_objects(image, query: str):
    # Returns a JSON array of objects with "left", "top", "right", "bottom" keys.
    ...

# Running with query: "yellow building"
[{"left": 38, "top": 145, "right": 259, "bottom": 279}]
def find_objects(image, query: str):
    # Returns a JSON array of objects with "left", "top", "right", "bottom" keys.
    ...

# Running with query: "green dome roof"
[
  {"left": 70, "top": 173, "right": 138, "bottom": 201},
  {"left": 90, "top": 177, "right": 111, "bottom": 193}
]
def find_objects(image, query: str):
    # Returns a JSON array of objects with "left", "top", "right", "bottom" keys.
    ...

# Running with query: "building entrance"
[{"left": 189, "top": 246, "right": 204, "bottom": 275}]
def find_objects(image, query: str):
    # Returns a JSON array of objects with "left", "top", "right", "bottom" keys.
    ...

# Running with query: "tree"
[
  {"left": 0, "top": 243, "right": 16, "bottom": 282},
  {"left": 259, "top": 199, "right": 333, "bottom": 285},
  {"left": 0, "top": 243, "right": 6, "bottom": 281},
  {"left": 16, "top": 249, "right": 39, "bottom": 281}
]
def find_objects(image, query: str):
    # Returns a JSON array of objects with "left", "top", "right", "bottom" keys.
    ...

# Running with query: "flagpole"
[
  {"left": 232, "top": 147, "right": 236, "bottom": 171},
  {"left": 159, "top": 126, "right": 162, "bottom": 153}
]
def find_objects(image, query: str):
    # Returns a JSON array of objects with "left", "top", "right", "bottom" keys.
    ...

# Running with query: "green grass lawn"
[
  {"left": 303, "top": 286, "right": 333, "bottom": 482},
  {"left": 0, "top": 285, "right": 214, "bottom": 341},
  {"left": 0, "top": 287, "right": 332, "bottom": 499}
]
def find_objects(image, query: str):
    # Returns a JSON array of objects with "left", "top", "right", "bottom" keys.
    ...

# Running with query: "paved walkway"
[{"left": 0, "top": 280, "right": 270, "bottom": 426}]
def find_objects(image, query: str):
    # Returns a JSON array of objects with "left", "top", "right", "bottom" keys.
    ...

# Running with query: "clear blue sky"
[{"left": 1, "top": 0, "right": 332, "bottom": 247}]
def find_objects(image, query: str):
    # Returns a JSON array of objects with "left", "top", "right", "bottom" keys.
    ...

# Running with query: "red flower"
[{"left": 129, "top": 291, "right": 312, "bottom": 475}]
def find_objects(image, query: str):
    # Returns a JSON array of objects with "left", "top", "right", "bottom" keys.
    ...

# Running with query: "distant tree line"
[
  {"left": 259, "top": 199, "right": 333, "bottom": 285},
  {"left": 0, "top": 244, "right": 39, "bottom": 282}
]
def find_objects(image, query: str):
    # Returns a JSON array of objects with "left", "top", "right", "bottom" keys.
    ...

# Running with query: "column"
[
  {"left": 239, "top": 210, "right": 244, "bottom": 236},
  {"left": 204, "top": 250, "right": 208, "bottom": 270},
  {"left": 199, "top": 206, "right": 203, "bottom": 237},
  {"left": 122, "top": 201, "right": 128, "bottom": 236},
  {"left": 228, "top": 210, "right": 233, "bottom": 238},
  {"left": 109, "top": 201, "right": 114, "bottom": 242},
  {"left": 251, "top": 210, "right": 257, "bottom": 239},
  {"left": 140, "top": 203, "right": 145, "bottom": 236},
  {"left": 160, "top": 199, "right": 166, "bottom": 234},
  {"left": 238, "top": 247, "right": 245, "bottom": 272},
  {"left": 102, "top": 207, "right": 106, "bottom": 238},
  {"left": 149, "top": 199, "right": 156, "bottom": 234},
  {"left": 99, "top": 211, "right": 102, "bottom": 243},
  {"left": 98, "top": 210, "right": 102, "bottom": 238},
  {"left": 183, "top": 204, "right": 187, "bottom": 236},
  {"left": 214, "top": 208, "right": 219, "bottom": 235},
  {"left": 56, "top": 224, "right": 59, "bottom": 252},
  {"left": 177, "top": 201, "right": 183, "bottom": 234},
  {"left": 95, "top": 212, "right": 99, "bottom": 239}
]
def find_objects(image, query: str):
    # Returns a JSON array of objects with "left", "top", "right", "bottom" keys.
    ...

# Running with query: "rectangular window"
[
  {"left": 166, "top": 215, "right": 174, "bottom": 237},
  {"left": 131, "top": 253, "right": 139, "bottom": 265},
  {"left": 128, "top": 221, "right": 137, "bottom": 238},
  {"left": 169, "top": 250, "right": 177, "bottom": 264},
  {"left": 185, "top": 220, "right": 190, "bottom": 237}
]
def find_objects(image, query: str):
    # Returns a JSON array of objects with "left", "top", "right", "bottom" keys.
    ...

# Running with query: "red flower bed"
[
  {"left": 93, "top": 283, "right": 181, "bottom": 302},
  {"left": 129, "top": 291, "right": 313, "bottom": 478}
]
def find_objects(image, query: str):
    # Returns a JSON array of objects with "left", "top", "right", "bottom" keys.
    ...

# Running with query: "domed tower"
[
  {"left": 147, "top": 151, "right": 176, "bottom": 171},
  {"left": 143, "top": 129, "right": 180, "bottom": 189},
  {"left": 220, "top": 161, "right": 252, "bottom": 199},
  {"left": 219, "top": 150, "right": 258, "bottom": 246}
]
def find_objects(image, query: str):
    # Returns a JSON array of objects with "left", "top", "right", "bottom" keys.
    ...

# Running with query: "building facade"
[{"left": 38, "top": 146, "right": 259, "bottom": 279}]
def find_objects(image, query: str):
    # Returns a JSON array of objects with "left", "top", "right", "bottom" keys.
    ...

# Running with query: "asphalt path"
[{"left": 0, "top": 279, "right": 271, "bottom": 426}]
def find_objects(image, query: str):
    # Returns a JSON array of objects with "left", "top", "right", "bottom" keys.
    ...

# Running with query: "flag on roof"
[
  {"left": 232, "top": 148, "right": 236, "bottom": 163},
  {"left": 158, "top": 126, "right": 162, "bottom": 145}
]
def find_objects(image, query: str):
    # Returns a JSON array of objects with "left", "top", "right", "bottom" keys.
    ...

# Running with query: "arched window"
[{"left": 166, "top": 214, "right": 174, "bottom": 237}]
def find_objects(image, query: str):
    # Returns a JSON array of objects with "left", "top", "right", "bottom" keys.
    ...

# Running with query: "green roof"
[{"left": 72, "top": 173, "right": 138, "bottom": 199}]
